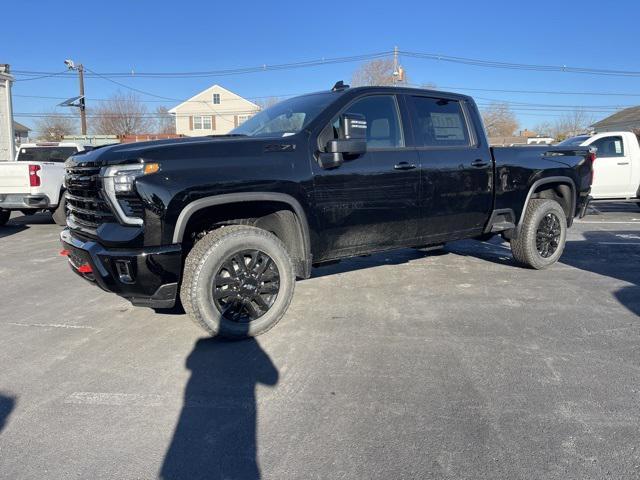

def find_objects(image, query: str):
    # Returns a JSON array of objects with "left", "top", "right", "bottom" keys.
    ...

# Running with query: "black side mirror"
[{"left": 318, "top": 113, "right": 367, "bottom": 169}]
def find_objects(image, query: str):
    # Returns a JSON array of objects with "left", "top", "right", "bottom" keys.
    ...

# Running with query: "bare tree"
[
  {"left": 255, "top": 97, "right": 281, "bottom": 111},
  {"left": 532, "top": 121, "right": 554, "bottom": 137},
  {"left": 549, "top": 109, "right": 594, "bottom": 141},
  {"left": 91, "top": 91, "right": 153, "bottom": 136},
  {"left": 34, "top": 112, "right": 77, "bottom": 140},
  {"left": 154, "top": 106, "right": 175, "bottom": 134},
  {"left": 481, "top": 103, "right": 520, "bottom": 137},
  {"left": 351, "top": 59, "right": 408, "bottom": 86}
]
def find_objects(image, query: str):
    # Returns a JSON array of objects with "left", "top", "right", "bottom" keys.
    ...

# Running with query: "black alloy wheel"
[
  {"left": 535, "top": 212, "right": 562, "bottom": 258},
  {"left": 212, "top": 249, "right": 280, "bottom": 323}
]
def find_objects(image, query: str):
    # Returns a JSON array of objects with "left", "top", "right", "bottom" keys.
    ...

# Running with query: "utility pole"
[
  {"left": 77, "top": 64, "right": 87, "bottom": 135},
  {"left": 392, "top": 46, "right": 404, "bottom": 86},
  {"left": 392, "top": 46, "right": 399, "bottom": 86},
  {"left": 64, "top": 59, "right": 87, "bottom": 135}
]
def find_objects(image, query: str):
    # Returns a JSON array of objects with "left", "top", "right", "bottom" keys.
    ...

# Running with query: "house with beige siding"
[{"left": 169, "top": 85, "right": 260, "bottom": 136}]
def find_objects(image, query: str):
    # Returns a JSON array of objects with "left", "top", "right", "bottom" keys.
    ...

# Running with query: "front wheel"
[
  {"left": 510, "top": 199, "right": 567, "bottom": 269},
  {"left": 0, "top": 209, "right": 10, "bottom": 226},
  {"left": 180, "top": 225, "right": 295, "bottom": 338}
]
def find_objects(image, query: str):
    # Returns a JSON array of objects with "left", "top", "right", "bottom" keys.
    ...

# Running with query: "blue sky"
[{"left": 5, "top": 0, "right": 640, "bottom": 132}]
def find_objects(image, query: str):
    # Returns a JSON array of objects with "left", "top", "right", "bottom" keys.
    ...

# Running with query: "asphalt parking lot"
[{"left": 0, "top": 204, "right": 639, "bottom": 480}]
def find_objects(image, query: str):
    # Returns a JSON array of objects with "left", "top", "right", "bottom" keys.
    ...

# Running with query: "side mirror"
[{"left": 318, "top": 113, "right": 367, "bottom": 169}]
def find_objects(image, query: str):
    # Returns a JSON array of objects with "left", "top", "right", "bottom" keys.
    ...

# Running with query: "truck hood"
[{"left": 65, "top": 135, "right": 300, "bottom": 168}]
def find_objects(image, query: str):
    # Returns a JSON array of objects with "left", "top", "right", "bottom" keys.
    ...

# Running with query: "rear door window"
[{"left": 408, "top": 96, "right": 471, "bottom": 147}]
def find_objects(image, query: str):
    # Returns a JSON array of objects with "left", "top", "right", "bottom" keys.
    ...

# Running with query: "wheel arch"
[
  {"left": 518, "top": 176, "right": 576, "bottom": 233},
  {"left": 172, "top": 192, "right": 312, "bottom": 278}
]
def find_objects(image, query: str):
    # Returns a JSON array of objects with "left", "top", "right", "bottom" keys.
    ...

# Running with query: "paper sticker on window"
[
  {"left": 615, "top": 140, "right": 622, "bottom": 154},
  {"left": 430, "top": 113, "right": 465, "bottom": 141}
]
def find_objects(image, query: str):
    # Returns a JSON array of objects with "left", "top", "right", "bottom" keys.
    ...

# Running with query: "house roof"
[
  {"left": 168, "top": 84, "right": 259, "bottom": 113},
  {"left": 591, "top": 106, "right": 640, "bottom": 128},
  {"left": 13, "top": 121, "right": 30, "bottom": 133}
]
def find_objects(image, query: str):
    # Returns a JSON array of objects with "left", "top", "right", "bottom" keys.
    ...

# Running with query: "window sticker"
[
  {"left": 430, "top": 112, "right": 465, "bottom": 141},
  {"left": 614, "top": 140, "right": 622, "bottom": 154}
]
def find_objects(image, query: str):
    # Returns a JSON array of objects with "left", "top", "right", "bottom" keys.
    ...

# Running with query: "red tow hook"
[
  {"left": 77, "top": 264, "right": 93, "bottom": 274},
  {"left": 59, "top": 249, "right": 70, "bottom": 257}
]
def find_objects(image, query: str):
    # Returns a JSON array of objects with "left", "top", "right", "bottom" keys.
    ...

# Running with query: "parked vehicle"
[
  {"left": 60, "top": 84, "right": 594, "bottom": 338},
  {"left": 0, "top": 142, "right": 91, "bottom": 226},
  {"left": 558, "top": 131, "right": 640, "bottom": 207}
]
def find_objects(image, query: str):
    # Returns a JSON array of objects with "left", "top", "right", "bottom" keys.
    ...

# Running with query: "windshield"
[
  {"left": 17, "top": 146, "right": 79, "bottom": 163},
  {"left": 557, "top": 135, "right": 591, "bottom": 147},
  {"left": 230, "top": 92, "right": 336, "bottom": 137}
]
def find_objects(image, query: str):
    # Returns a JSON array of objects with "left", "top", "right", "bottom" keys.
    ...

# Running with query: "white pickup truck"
[
  {"left": 558, "top": 131, "right": 640, "bottom": 207},
  {"left": 0, "top": 142, "right": 91, "bottom": 226}
]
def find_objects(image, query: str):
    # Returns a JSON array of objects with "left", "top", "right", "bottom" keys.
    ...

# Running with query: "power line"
[
  {"left": 12, "top": 49, "right": 640, "bottom": 79},
  {"left": 400, "top": 50, "right": 640, "bottom": 77}
]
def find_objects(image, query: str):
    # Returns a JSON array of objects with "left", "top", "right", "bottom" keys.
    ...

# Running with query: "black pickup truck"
[{"left": 60, "top": 83, "right": 593, "bottom": 338}]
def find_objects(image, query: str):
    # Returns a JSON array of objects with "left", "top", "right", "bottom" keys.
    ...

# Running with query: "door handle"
[
  {"left": 617, "top": 161, "right": 630, "bottom": 165},
  {"left": 471, "top": 159, "right": 489, "bottom": 168},
  {"left": 394, "top": 162, "right": 417, "bottom": 170}
]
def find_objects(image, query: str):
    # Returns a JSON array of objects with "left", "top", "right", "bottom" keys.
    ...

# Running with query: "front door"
[
  {"left": 311, "top": 94, "right": 420, "bottom": 261},
  {"left": 588, "top": 135, "right": 633, "bottom": 197},
  {"left": 405, "top": 95, "right": 493, "bottom": 241}
]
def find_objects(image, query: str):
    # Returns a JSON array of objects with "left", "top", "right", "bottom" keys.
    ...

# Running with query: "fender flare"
[
  {"left": 517, "top": 176, "right": 576, "bottom": 233},
  {"left": 172, "top": 191, "right": 312, "bottom": 262}
]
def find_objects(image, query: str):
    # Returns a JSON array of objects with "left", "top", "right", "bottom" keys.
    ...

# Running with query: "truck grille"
[{"left": 65, "top": 165, "right": 116, "bottom": 232}]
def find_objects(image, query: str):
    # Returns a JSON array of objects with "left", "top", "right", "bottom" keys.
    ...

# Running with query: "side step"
[
  {"left": 485, "top": 208, "right": 517, "bottom": 234},
  {"left": 491, "top": 221, "right": 516, "bottom": 232}
]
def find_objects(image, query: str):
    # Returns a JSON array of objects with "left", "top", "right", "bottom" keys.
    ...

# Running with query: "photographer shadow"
[{"left": 160, "top": 336, "right": 278, "bottom": 480}]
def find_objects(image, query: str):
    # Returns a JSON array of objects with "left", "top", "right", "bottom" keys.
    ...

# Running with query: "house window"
[
  {"left": 212, "top": 93, "right": 221, "bottom": 104},
  {"left": 193, "top": 115, "right": 212, "bottom": 130},
  {"left": 237, "top": 115, "right": 250, "bottom": 125}
]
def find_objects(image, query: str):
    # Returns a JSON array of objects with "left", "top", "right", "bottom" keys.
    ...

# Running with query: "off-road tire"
[
  {"left": 510, "top": 199, "right": 567, "bottom": 269},
  {"left": 180, "top": 225, "right": 295, "bottom": 339},
  {"left": 0, "top": 209, "right": 10, "bottom": 226},
  {"left": 52, "top": 194, "right": 67, "bottom": 226}
]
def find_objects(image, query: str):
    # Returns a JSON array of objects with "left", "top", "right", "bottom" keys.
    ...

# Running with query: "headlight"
[{"left": 102, "top": 163, "right": 159, "bottom": 226}]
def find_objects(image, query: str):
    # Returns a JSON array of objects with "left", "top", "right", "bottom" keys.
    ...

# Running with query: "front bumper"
[
  {"left": 60, "top": 228, "right": 182, "bottom": 308},
  {"left": 0, "top": 194, "right": 51, "bottom": 209}
]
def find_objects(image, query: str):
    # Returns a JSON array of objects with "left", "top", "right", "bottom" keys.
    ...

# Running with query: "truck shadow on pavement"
[
  {"left": 160, "top": 336, "right": 278, "bottom": 480},
  {"left": 560, "top": 231, "right": 640, "bottom": 317},
  {"left": 449, "top": 233, "right": 640, "bottom": 317},
  {"left": 0, "top": 213, "right": 56, "bottom": 239},
  {"left": 0, "top": 394, "right": 16, "bottom": 435}
]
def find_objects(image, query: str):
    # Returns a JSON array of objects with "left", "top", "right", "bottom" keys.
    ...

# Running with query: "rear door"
[
  {"left": 311, "top": 94, "right": 421, "bottom": 260},
  {"left": 406, "top": 95, "right": 493, "bottom": 240},
  {"left": 587, "top": 135, "right": 633, "bottom": 197}
]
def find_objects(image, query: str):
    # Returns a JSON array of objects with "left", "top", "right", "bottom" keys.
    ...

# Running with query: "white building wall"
[{"left": 0, "top": 70, "right": 15, "bottom": 161}]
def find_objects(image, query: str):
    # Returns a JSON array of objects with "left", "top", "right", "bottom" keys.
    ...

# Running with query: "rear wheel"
[
  {"left": 52, "top": 194, "right": 67, "bottom": 226},
  {"left": 180, "top": 225, "right": 295, "bottom": 338},
  {"left": 0, "top": 209, "right": 10, "bottom": 226},
  {"left": 510, "top": 199, "right": 567, "bottom": 269}
]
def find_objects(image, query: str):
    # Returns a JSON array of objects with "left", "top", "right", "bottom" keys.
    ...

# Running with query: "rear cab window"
[
  {"left": 17, "top": 147, "right": 79, "bottom": 162},
  {"left": 407, "top": 96, "right": 472, "bottom": 148}
]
